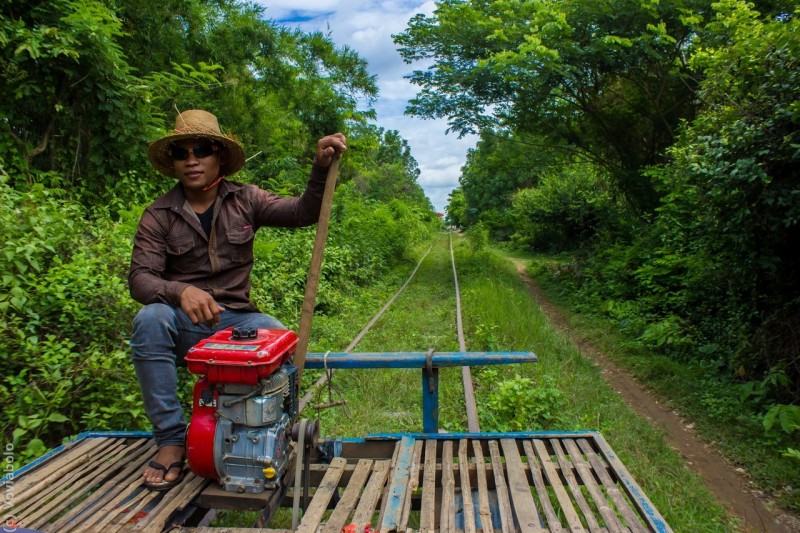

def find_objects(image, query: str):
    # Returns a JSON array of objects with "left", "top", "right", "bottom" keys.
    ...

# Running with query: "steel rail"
[
  {"left": 298, "top": 233, "right": 481, "bottom": 433},
  {"left": 450, "top": 232, "right": 480, "bottom": 432},
  {"left": 297, "top": 244, "right": 434, "bottom": 414}
]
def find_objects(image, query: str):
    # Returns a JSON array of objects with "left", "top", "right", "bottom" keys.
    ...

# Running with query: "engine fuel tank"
[{"left": 185, "top": 327, "right": 297, "bottom": 384}]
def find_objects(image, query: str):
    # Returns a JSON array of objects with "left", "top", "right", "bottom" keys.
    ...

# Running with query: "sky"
[{"left": 258, "top": 0, "right": 476, "bottom": 213}]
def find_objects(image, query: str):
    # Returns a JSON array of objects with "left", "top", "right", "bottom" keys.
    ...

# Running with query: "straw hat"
[{"left": 148, "top": 110, "right": 246, "bottom": 178}]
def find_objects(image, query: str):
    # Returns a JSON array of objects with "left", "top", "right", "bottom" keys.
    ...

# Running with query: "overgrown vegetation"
[
  {"left": 0, "top": 0, "right": 439, "bottom": 465},
  {"left": 3, "top": 0, "right": 799, "bottom": 524},
  {"left": 408, "top": 0, "right": 800, "bottom": 498},
  {"left": 301, "top": 235, "right": 736, "bottom": 531},
  {"left": 527, "top": 252, "right": 800, "bottom": 511}
]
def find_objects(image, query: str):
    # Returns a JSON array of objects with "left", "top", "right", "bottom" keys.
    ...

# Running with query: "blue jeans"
[{"left": 129, "top": 303, "right": 284, "bottom": 447}]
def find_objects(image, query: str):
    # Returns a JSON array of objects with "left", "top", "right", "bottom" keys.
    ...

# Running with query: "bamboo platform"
[{"left": 1, "top": 431, "right": 671, "bottom": 532}]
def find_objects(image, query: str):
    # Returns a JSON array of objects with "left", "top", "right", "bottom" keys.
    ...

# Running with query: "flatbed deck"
[{"left": 2, "top": 431, "right": 670, "bottom": 532}]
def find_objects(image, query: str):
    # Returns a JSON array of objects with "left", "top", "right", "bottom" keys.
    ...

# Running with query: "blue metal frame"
[
  {"left": 421, "top": 368, "right": 439, "bottom": 432},
  {"left": 304, "top": 351, "right": 536, "bottom": 369},
  {"left": 323, "top": 430, "right": 671, "bottom": 533},
  {"left": 3, "top": 432, "right": 670, "bottom": 531},
  {"left": 332, "top": 430, "right": 600, "bottom": 443},
  {"left": 305, "top": 350, "right": 537, "bottom": 432}
]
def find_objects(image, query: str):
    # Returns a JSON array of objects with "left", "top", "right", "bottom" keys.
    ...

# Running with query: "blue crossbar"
[
  {"left": 304, "top": 351, "right": 537, "bottom": 431},
  {"left": 304, "top": 351, "right": 536, "bottom": 369}
]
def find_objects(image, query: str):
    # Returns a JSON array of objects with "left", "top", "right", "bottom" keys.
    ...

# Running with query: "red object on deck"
[
  {"left": 184, "top": 327, "right": 297, "bottom": 384},
  {"left": 186, "top": 377, "right": 218, "bottom": 479},
  {"left": 185, "top": 327, "right": 298, "bottom": 480}
]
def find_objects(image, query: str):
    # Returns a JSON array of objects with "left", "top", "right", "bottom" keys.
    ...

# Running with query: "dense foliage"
[
  {"left": 0, "top": 0, "right": 439, "bottom": 465},
  {"left": 396, "top": 0, "right": 708, "bottom": 214},
  {"left": 403, "top": 1, "right": 799, "bottom": 466}
]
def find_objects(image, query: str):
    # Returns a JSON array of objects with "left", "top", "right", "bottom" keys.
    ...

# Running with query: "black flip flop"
[{"left": 144, "top": 458, "right": 185, "bottom": 491}]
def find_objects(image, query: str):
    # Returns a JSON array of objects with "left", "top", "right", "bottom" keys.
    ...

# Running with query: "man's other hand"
[
  {"left": 315, "top": 133, "right": 347, "bottom": 168},
  {"left": 180, "top": 286, "right": 224, "bottom": 326}
]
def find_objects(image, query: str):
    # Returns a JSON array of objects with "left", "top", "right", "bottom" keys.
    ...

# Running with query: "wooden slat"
[
  {"left": 25, "top": 439, "right": 131, "bottom": 528},
  {"left": 297, "top": 457, "right": 348, "bottom": 533},
  {"left": 376, "top": 440, "right": 403, "bottom": 528},
  {"left": 500, "top": 439, "right": 546, "bottom": 532},
  {"left": 471, "top": 440, "right": 494, "bottom": 533},
  {"left": 564, "top": 439, "right": 627, "bottom": 533},
  {"left": 133, "top": 472, "right": 208, "bottom": 531},
  {"left": 40, "top": 439, "right": 147, "bottom": 531},
  {"left": 458, "top": 439, "right": 476, "bottom": 533},
  {"left": 380, "top": 436, "right": 416, "bottom": 532},
  {"left": 6, "top": 433, "right": 669, "bottom": 533},
  {"left": 521, "top": 440, "right": 562, "bottom": 531},
  {"left": 592, "top": 432, "right": 673, "bottom": 533},
  {"left": 108, "top": 486, "right": 161, "bottom": 532},
  {"left": 322, "top": 459, "right": 374, "bottom": 533},
  {"left": 532, "top": 439, "right": 584, "bottom": 531},
  {"left": 11, "top": 438, "right": 123, "bottom": 515},
  {"left": 351, "top": 459, "right": 391, "bottom": 530},
  {"left": 85, "top": 444, "right": 202, "bottom": 533},
  {"left": 0, "top": 437, "right": 93, "bottom": 496},
  {"left": 439, "top": 440, "right": 455, "bottom": 532},
  {"left": 550, "top": 438, "right": 604, "bottom": 532},
  {"left": 398, "top": 439, "right": 424, "bottom": 530},
  {"left": 488, "top": 440, "right": 514, "bottom": 533},
  {"left": 419, "top": 439, "right": 437, "bottom": 532},
  {"left": 85, "top": 474, "right": 151, "bottom": 533},
  {"left": 50, "top": 439, "right": 156, "bottom": 531},
  {"left": 577, "top": 439, "right": 646, "bottom": 533}
]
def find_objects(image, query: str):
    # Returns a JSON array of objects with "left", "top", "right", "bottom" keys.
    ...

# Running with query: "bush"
[
  {"left": 0, "top": 176, "right": 143, "bottom": 466},
  {"left": 481, "top": 373, "right": 565, "bottom": 431},
  {"left": 510, "top": 167, "right": 619, "bottom": 252},
  {"left": 0, "top": 172, "right": 439, "bottom": 466}
]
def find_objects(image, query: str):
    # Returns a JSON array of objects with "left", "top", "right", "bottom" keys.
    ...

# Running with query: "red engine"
[{"left": 184, "top": 327, "right": 299, "bottom": 493}]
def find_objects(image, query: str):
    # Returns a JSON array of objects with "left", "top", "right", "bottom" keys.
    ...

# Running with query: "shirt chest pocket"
[
  {"left": 225, "top": 226, "right": 255, "bottom": 263},
  {"left": 166, "top": 234, "right": 201, "bottom": 274}
]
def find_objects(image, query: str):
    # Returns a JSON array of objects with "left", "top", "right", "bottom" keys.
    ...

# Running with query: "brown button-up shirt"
[{"left": 129, "top": 166, "right": 328, "bottom": 312}]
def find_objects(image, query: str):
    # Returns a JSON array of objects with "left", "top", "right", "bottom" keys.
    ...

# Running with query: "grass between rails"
[
  {"left": 451, "top": 238, "right": 735, "bottom": 531},
  {"left": 218, "top": 233, "right": 736, "bottom": 530},
  {"left": 520, "top": 252, "right": 800, "bottom": 514},
  {"left": 312, "top": 234, "right": 464, "bottom": 436}
]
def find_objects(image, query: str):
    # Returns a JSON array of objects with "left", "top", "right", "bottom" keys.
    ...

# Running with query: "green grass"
[
  {"left": 313, "top": 235, "right": 464, "bottom": 436},
  {"left": 215, "top": 233, "right": 738, "bottom": 530},
  {"left": 521, "top": 253, "right": 800, "bottom": 513},
  {"left": 454, "top": 244, "right": 735, "bottom": 531}
]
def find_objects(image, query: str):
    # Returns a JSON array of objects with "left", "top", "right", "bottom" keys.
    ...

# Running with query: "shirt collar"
[{"left": 151, "top": 179, "right": 245, "bottom": 210}]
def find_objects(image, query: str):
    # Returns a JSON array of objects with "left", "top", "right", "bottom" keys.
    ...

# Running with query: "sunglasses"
[{"left": 169, "top": 142, "right": 219, "bottom": 161}]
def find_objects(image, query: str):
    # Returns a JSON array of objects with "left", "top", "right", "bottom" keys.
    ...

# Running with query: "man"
[{"left": 129, "top": 109, "right": 346, "bottom": 490}]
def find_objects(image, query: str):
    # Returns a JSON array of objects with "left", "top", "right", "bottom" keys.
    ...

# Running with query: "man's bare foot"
[{"left": 143, "top": 444, "right": 185, "bottom": 487}]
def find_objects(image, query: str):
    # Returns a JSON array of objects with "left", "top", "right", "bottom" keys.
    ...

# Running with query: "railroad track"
[
  {"left": 1, "top": 233, "right": 673, "bottom": 531},
  {"left": 298, "top": 233, "right": 481, "bottom": 432}
]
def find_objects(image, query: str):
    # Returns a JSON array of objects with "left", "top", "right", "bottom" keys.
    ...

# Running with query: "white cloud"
[{"left": 256, "top": 0, "right": 473, "bottom": 212}]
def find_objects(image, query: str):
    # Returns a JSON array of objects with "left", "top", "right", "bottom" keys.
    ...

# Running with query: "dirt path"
[{"left": 510, "top": 259, "right": 797, "bottom": 533}]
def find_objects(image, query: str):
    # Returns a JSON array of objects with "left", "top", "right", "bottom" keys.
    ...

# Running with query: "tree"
[
  {"left": 0, "top": 0, "right": 379, "bottom": 206},
  {"left": 395, "top": 0, "right": 707, "bottom": 214},
  {"left": 445, "top": 188, "right": 466, "bottom": 228},
  {"left": 0, "top": 0, "right": 221, "bottom": 203},
  {"left": 647, "top": 0, "right": 800, "bottom": 392},
  {"left": 511, "top": 165, "right": 616, "bottom": 252},
  {"left": 345, "top": 123, "right": 432, "bottom": 210}
]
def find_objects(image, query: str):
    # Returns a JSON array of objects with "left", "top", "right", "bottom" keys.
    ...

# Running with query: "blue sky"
[{"left": 257, "top": 1, "right": 476, "bottom": 213}]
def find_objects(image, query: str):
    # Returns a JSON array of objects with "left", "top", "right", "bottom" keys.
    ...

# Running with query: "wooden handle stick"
[{"left": 293, "top": 155, "right": 339, "bottom": 386}]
